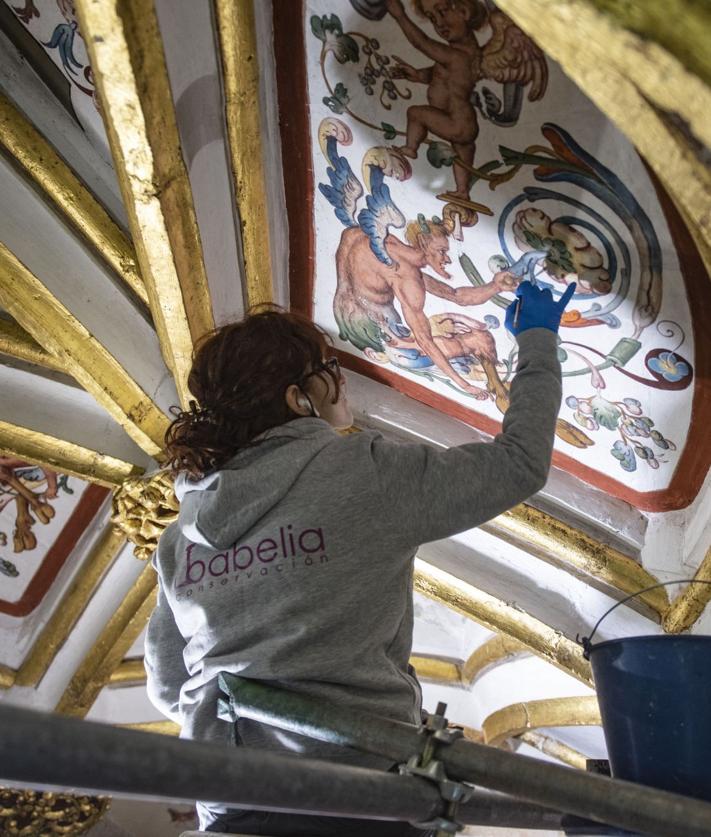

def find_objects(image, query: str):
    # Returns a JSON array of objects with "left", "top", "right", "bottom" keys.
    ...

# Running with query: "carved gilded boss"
[{"left": 111, "top": 471, "right": 179, "bottom": 561}]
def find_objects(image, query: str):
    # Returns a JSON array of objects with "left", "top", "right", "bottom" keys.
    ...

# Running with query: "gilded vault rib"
[
  {"left": 214, "top": 0, "right": 275, "bottom": 308},
  {"left": 414, "top": 560, "right": 594, "bottom": 687},
  {"left": 461, "top": 635, "right": 530, "bottom": 686},
  {"left": 483, "top": 696, "right": 601, "bottom": 747},
  {"left": 495, "top": 0, "right": 711, "bottom": 274},
  {"left": 74, "top": 0, "right": 215, "bottom": 408},
  {"left": 663, "top": 546, "right": 711, "bottom": 633},
  {"left": 518, "top": 730, "right": 589, "bottom": 770},
  {"left": 0, "top": 421, "right": 144, "bottom": 488},
  {"left": 14, "top": 527, "right": 127, "bottom": 688},
  {"left": 55, "top": 564, "right": 157, "bottom": 717},
  {"left": 486, "top": 504, "right": 668, "bottom": 617},
  {"left": 0, "top": 318, "right": 65, "bottom": 373},
  {"left": 0, "top": 92, "right": 147, "bottom": 306},
  {"left": 0, "top": 243, "right": 169, "bottom": 457}
]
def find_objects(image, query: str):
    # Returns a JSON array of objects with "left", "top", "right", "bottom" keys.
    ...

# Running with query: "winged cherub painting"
[
  {"left": 286, "top": 0, "right": 709, "bottom": 511},
  {"left": 385, "top": 0, "right": 547, "bottom": 205}
]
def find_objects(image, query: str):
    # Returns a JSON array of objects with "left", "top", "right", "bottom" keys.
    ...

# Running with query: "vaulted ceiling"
[{"left": 0, "top": 1, "right": 709, "bottom": 834}]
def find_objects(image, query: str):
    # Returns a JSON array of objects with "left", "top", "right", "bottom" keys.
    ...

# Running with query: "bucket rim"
[{"left": 587, "top": 633, "right": 711, "bottom": 653}]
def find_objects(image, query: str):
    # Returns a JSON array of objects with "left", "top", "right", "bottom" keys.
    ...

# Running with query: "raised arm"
[
  {"left": 391, "top": 55, "right": 434, "bottom": 85},
  {"left": 367, "top": 282, "right": 576, "bottom": 549},
  {"left": 386, "top": 0, "right": 454, "bottom": 65},
  {"left": 424, "top": 273, "right": 504, "bottom": 306},
  {"left": 369, "top": 329, "right": 560, "bottom": 548},
  {"left": 395, "top": 275, "right": 489, "bottom": 398}
]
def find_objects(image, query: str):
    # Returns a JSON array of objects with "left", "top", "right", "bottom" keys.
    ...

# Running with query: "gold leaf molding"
[
  {"left": 74, "top": 0, "right": 215, "bottom": 408},
  {"left": 483, "top": 695, "right": 601, "bottom": 746}
]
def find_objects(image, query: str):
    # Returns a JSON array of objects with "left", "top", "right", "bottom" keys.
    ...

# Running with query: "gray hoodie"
[{"left": 145, "top": 328, "right": 561, "bottom": 820}]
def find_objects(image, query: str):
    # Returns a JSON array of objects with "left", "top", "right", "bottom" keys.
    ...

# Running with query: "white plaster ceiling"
[{"left": 0, "top": 4, "right": 708, "bottom": 836}]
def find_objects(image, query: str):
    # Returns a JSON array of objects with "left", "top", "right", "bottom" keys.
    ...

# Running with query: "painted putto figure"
[{"left": 385, "top": 0, "right": 548, "bottom": 202}]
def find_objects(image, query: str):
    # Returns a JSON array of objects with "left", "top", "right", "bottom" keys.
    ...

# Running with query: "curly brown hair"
[{"left": 164, "top": 307, "right": 340, "bottom": 479}]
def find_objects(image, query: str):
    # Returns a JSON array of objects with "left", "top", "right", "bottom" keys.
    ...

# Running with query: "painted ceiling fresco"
[
  {"left": 276, "top": 0, "right": 710, "bottom": 512},
  {"left": 1, "top": 0, "right": 106, "bottom": 148},
  {"left": 0, "top": 460, "right": 106, "bottom": 617}
]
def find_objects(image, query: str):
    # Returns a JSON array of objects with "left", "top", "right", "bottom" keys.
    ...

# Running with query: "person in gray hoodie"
[{"left": 145, "top": 281, "right": 575, "bottom": 835}]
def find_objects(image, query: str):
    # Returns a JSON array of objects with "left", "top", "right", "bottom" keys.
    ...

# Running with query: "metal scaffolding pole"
[
  {"left": 220, "top": 674, "right": 711, "bottom": 837},
  {"left": 0, "top": 704, "right": 563, "bottom": 829}
]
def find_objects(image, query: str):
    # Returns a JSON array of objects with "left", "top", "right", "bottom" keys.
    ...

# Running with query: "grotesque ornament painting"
[
  {"left": 0, "top": 461, "right": 106, "bottom": 617},
  {"left": 0, "top": 459, "right": 66, "bottom": 558},
  {"left": 279, "top": 0, "right": 708, "bottom": 510}
]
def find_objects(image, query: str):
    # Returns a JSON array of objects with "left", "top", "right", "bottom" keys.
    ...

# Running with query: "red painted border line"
[{"left": 273, "top": 1, "right": 711, "bottom": 511}]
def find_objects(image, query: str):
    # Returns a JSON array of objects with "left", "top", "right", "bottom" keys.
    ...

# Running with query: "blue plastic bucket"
[
  {"left": 581, "top": 581, "right": 711, "bottom": 803},
  {"left": 588, "top": 635, "right": 711, "bottom": 802}
]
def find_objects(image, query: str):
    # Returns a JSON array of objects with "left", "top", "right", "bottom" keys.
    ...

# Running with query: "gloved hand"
[{"left": 505, "top": 281, "right": 576, "bottom": 336}]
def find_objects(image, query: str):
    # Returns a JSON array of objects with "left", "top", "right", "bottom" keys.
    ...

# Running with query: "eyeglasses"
[
  {"left": 320, "top": 357, "right": 340, "bottom": 376},
  {"left": 300, "top": 357, "right": 340, "bottom": 383}
]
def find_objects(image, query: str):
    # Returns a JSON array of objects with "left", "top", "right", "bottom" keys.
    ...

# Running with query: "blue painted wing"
[
  {"left": 357, "top": 166, "right": 405, "bottom": 266},
  {"left": 318, "top": 135, "right": 363, "bottom": 228}
]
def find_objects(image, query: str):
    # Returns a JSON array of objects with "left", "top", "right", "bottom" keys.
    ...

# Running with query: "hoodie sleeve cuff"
[{"left": 515, "top": 327, "right": 558, "bottom": 355}]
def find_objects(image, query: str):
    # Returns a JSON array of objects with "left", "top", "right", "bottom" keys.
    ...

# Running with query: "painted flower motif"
[
  {"left": 622, "top": 397, "right": 642, "bottom": 416},
  {"left": 43, "top": 20, "right": 82, "bottom": 76},
  {"left": 589, "top": 395, "right": 621, "bottom": 431},
  {"left": 647, "top": 351, "right": 690, "bottom": 383},
  {"left": 512, "top": 208, "right": 611, "bottom": 295},
  {"left": 650, "top": 429, "right": 676, "bottom": 451},
  {"left": 574, "top": 413, "right": 599, "bottom": 432},
  {"left": 310, "top": 14, "right": 360, "bottom": 64},
  {"left": 633, "top": 445, "right": 660, "bottom": 469},
  {"left": 564, "top": 389, "right": 675, "bottom": 474},
  {"left": 611, "top": 440, "right": 636, "bottom": 472}
]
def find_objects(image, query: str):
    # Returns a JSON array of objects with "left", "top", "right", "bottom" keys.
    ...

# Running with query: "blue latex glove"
[{"left": 505, "top": 281, "right": 577, "bottom": 336}]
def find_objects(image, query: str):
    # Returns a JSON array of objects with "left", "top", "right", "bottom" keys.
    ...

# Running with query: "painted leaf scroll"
[
  {"left": 0, "top": 460, "right": 107, "bottom": 616},
  {"left": 2, "top": 0, "right": 107, "bottom": 154},
  {"left": 277, "top": 0, "right": 710, "bottom": 510}
]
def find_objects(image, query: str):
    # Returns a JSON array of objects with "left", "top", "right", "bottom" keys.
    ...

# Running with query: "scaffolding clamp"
[{"left": 398, "top": 702, "right": 473, "bottom": 835}]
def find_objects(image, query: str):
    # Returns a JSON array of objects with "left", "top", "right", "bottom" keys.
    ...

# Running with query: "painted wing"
[
  {"left": 481, "top": 11, "right": 548, "bottom": 101},
  {"left": 357, "top": 166, "right": 405, "bottom": 266},
  {"left": 318, "top": 135, "right": 364, "bottom": 228}
]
